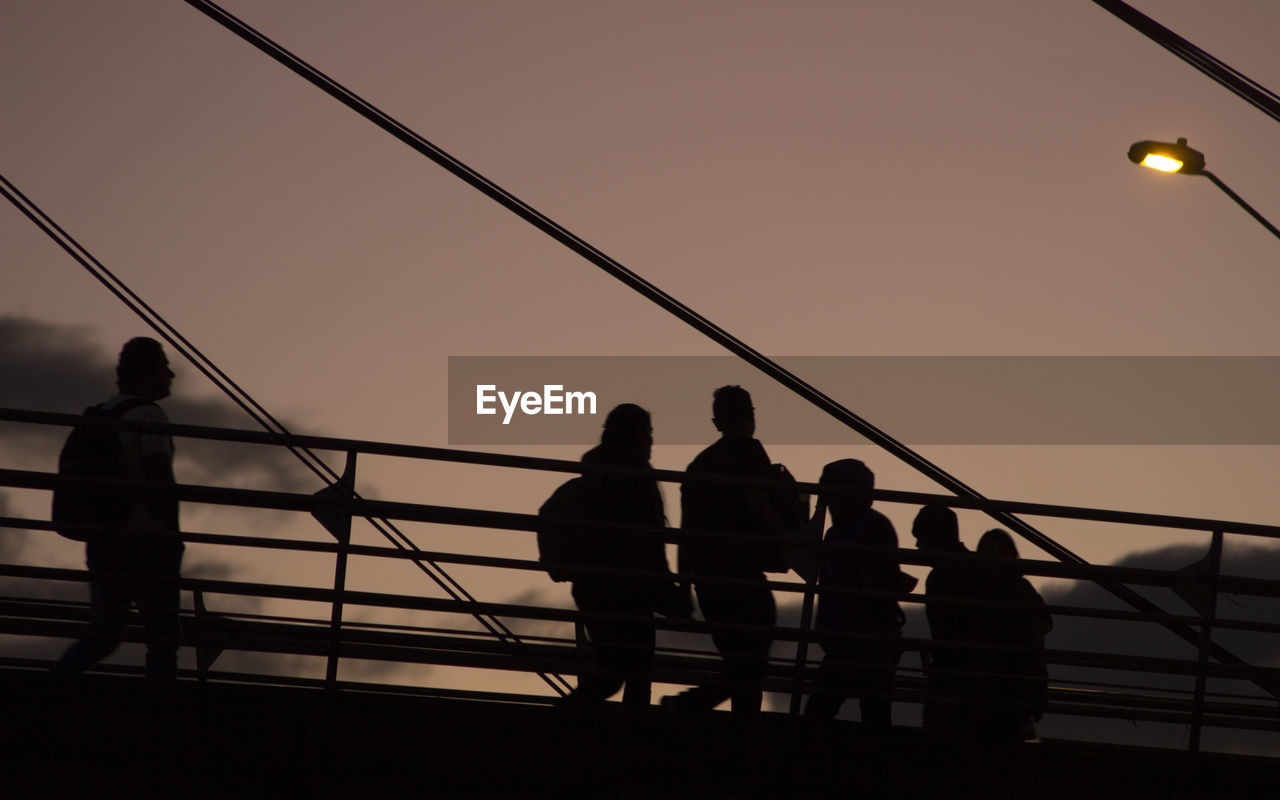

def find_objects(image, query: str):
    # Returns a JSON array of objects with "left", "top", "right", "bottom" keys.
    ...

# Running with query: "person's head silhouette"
[
  {"left": 819, "top": 458, "right": 874, "bottom": 522},
  {"left": 117, "top": 337, "right": 173, "bottom": 400},
  {"left": 711, "top": 385, "right": 754, "bottom": 438},
  {"left": 912, "top": 504, "right": 959, "bottom": 552},
  {"left": 600, "top": 403, "right": 653, "bottom": 461},
  {"left": 977, "top": 528, "right": 1018, "bottom": 559}
]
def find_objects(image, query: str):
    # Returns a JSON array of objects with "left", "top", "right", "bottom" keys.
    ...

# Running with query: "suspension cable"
[
  {"left": 1092, "top": 0, "right": 1280, "bottom": 124},
  {"left": 0, "top": 173, "right": 571, "bottom": 695}
]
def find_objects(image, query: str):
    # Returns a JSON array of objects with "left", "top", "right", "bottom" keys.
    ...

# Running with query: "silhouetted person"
[
  {"left": 665, "top": 386, "right": 782, "bottom": 715},
  {"left": 913, "top": 503, "right": 978, "bottom": 734},
  {"left": 55, "top": 337, "right": 184, "bottom": 681},
  {"left": 803, "top": 459, "right": 904, "bottom": 726},
  {"left": 558, "top": 404, "right": 687, "bottom": 709},
  {"left": 972, "top": 528, "right": 1052, "bottom": 741}
]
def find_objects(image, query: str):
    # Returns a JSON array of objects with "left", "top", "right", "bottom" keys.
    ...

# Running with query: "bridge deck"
[{"left": 6, "top": 670, "right": 1277, "bottom": 799}]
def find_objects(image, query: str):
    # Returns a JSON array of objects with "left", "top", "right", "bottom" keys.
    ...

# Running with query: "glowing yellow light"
[{"left": 1141, "top": 154, "right": 1183, "bottom": 172}]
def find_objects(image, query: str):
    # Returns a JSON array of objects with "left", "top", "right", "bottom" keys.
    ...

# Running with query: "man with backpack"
[
  {"left": 54, "top": 337, "right": 184, "bottom": 681},
  {"left": 664, "top": 385, "right": 787, "bottom": 715}
]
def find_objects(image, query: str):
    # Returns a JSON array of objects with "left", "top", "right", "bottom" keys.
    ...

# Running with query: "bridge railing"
[{"left": 1, "top": 406, "right": 1278, "bottom": 755}]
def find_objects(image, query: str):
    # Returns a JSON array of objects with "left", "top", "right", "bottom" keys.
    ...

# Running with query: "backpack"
[
  {"left": 536, "top": 477, "right": 601, "bottom": 582},
  {"left": 51, "top": 398, "right": 154, "bottom": 542},
  {"left": 759, "top": 463, "right": 810, "bottom": 573},
  {"left": 768, "top": 463, "right": 810, "bottom": 530}
]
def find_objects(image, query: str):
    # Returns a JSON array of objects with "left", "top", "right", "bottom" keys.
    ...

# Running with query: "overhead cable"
[
  {"left": 0, "top": 172, "right": 570, "bottom": 695},
  {"left": 1092, "top": 0, "right": 1280, "bottom": 124}
]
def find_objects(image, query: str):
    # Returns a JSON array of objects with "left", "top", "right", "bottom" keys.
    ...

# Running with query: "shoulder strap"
[{"left": 101, "top": 397, "right": 157, "bottom": 419}]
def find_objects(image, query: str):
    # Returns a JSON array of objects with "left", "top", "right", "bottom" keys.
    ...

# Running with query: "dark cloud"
[
  {"left": 0, "top": 314, "right": 312, "bottom": 492},
  {"left": 1030, "top": 542, "right": 1280, "bottom": 754},
  {"left": 0, "top": 316, "right": 107, "bottom": 412},
  {"left": 0, "top": 494, "right": 27, "bottom": 565},
  {"left": 179, "top": 556, "right": 422, "bottom": 683},
  {"left": 1039, "top": 541, "right": 1280, "bottom": 680},
  {"left": 0, "top": 315, "right": 105, "bottom": 463},
  {"left": 477, "top": 585, "right": 575, "bottom": 641},
  {"left": 181, "top": 557, "right": 240, "bottom": 582}
]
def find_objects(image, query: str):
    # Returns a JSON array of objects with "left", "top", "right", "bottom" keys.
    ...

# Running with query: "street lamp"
[{"left": 1127, "top": 137, "right": 1280, "bottom": 242}]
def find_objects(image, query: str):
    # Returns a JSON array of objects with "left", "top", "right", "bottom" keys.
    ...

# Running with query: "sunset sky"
[{"left": 3, "top": 0, "right": 1280, "bottom": 750}]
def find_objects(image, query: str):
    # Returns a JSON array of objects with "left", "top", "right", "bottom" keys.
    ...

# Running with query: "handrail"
[
  {"left": 2, "top": 406, "right": 1279, "bottom": 754},
  {"left": 6, "top": 406, "right": 1279, "bottom": 539}
]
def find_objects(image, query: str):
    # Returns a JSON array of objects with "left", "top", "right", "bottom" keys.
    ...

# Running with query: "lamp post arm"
[{"left": 1200, "top": 170, "right": 1280, "bottom": 242}]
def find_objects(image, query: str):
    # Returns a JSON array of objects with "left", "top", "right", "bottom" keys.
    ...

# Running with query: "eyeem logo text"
[{"left": 475, "top": 384, "right": 598, "bottom": 424}]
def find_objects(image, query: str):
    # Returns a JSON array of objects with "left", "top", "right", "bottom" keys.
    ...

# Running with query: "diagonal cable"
[{"left": 1092, "top": 0, "right": 1280, "bottom": 124}]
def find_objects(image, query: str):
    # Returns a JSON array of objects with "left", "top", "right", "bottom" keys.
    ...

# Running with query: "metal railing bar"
[
  {"left": 7, "top": 407, "right": 1280, "bottom": 540},
  {"left": 7, "top": 551, "right": 1280, "bottom": 656}
]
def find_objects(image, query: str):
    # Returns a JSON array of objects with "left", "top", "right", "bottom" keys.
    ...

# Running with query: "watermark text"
[{"left": 475, "top": 384, "right": 598, "bottom": 425}]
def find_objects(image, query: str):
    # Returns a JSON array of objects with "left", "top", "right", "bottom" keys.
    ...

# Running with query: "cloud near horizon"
[{"left": 0, "top": 314, "right": 312, "bottom": 494}]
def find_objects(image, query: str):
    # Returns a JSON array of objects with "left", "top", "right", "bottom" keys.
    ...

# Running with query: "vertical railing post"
[
  {"left": 787, "top": 501, "right": 825, "bottom": 716},
  {"left": 192, "top": 588, "right": 227, "bottom": 685},
  {"left": 326, "top": 531, "right": 351, "bottom": 691},
  {"left": 789, "top": 571, "right": 818, "bottom": 716},
  {"left": 1188, "top": 530, "right": 1223, "bottom": 754},
  {"left": 310, "top": 451, "right": 357, "bottom": 693}
]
